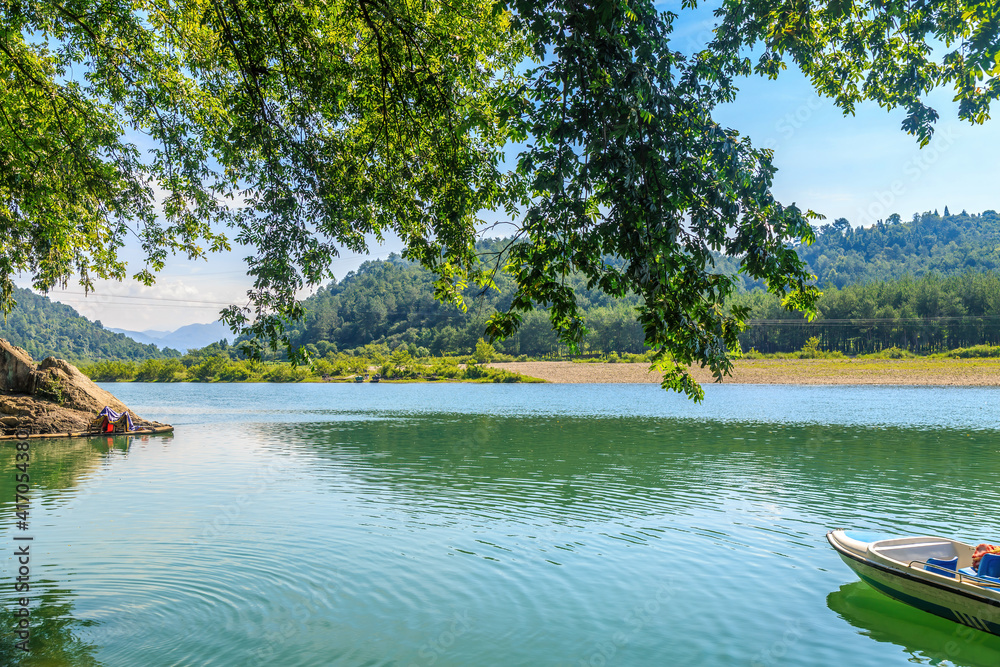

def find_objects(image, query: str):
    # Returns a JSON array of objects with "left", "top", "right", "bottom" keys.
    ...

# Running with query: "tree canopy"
[{"left": 3, "top": 0, "right": 997, "bottom": 399}]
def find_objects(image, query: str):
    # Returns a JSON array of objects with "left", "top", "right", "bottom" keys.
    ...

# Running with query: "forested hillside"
[
  {"left": 716, "top": 209, "right": 1000, "bottom": 289},
  {"left": 290, "top": 211, "right": 1000, "bottom": 357},
  {"left": 286, "top": 243, "right": 645, "bottom": 357},
  {"left": 802, "top": 209, "right": 1000, "bottom": 286},
  {"left": 0, "top": 287, "right": 179, "bottom": 363},
  {"left": 734, "top": 272, "right": 1000, "bottom": 354},
  {"left": 10, "top": 211, "right": 1000, "bottom": 361}
]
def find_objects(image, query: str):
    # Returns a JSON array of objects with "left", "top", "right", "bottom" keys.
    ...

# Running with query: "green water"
[{"left": 3, "top": 383, "right": 1000, "bottom": 666}]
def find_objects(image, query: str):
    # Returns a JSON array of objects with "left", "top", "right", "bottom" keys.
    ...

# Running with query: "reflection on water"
[
  {"left": 828, "top": 582, "right": 1000, "bottom": 666},
  {"left": 0, "top": 436, "right": 138, "bottom": 666},
  {"left": 0, "top": 586, "right": 100, "bottom": 667},
  {"left": 1, "top": 384, "right": 1000, "bottom": 666}
]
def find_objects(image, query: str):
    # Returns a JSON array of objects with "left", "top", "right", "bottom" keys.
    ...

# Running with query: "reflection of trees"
[
  {"left": 0, "top": 585, "right": 101, "bottom": 666},
  {"left": 827, "top": 582, "right": 1000, "bottom": 667},
  {"left": 0, "top": 437, "right": 135, "bottom": 514},
  {"left": 0, "top": 435, "right": 146, "bottom": 667},
  {"left": 270, "top": 416, "right": 1000, "bottom": 522}
]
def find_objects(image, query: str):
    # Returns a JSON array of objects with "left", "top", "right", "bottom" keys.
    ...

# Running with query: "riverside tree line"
[
  {"left": 289, "top": 262, "right": 1000, "bottom": 359},
  {"left": 78, "top": 265, "right": 1000, "bottom": 384},
  {"left": 9, "top": 212, "right": 1000, "bottom": 368}
]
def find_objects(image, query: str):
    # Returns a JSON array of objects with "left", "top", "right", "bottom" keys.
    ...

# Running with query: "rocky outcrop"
[{"left": 0, "top": 338, "right": 163, "bottom": 435}]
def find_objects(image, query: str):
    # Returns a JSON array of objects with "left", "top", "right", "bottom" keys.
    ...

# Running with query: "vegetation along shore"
[{"left": 8, "top": 212, "right": 1000, "bottom": 388}]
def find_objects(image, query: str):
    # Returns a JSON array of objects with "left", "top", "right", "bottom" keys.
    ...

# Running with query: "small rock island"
[{"left": 0, "top": 338, "right": 170, "bottom": 437}]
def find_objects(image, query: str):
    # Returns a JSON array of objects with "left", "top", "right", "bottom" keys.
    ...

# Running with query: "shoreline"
[{"left": 489, "top": 359, "right": 1000, "bottom": 386}]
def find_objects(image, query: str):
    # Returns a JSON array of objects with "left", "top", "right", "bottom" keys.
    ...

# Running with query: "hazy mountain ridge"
[{"left": 110, "top": 321, "right": 232, "bottom": 352}]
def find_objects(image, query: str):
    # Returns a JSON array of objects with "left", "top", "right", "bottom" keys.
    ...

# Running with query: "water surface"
[{"left": 3, "top": 383, "right": 1000, "bottom": 666}]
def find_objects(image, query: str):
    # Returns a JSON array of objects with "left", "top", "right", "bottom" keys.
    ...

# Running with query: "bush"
[
  {"left": 217, "top": 360, "right": 261, "bottom": 382},
  {"left": 83, "top": 360, "right": 137, "bottom": 382},
  {"left": 472, "top": 338, "right": 496, "bottom": 364},
  {"left": 947, "top": 345, "right": 1000, "bottom": 359},
  {"left": 135, "top": 359, "right": 162, "bottom": 382},
  {"left": 429, "top": 357, "right": 462, "bottom": 378},
  {"left": 157, "top": 359, "right": 187, "bottom": 381},
  {"left": 263, "top": 363, "right": 310, "bottom": 382},
  {"left": 191, "top": 355, "right": 229, "bottom": 381},
  {"left": 859, "top": 347, "right": 917, "bottom": 359},
  {"left": 483, "top": 368, "right": 524, "bottom": 383},
  {"left": 462, "top": 364, "right": 489, "bottom": 379}
]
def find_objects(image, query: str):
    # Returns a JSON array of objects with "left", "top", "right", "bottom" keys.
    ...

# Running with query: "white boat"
[{"left": 828, "top": 530, "right": 1000, "bottom": 635}]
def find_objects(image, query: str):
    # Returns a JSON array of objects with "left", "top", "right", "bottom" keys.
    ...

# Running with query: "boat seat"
[
  {"left": 960, "top": 567, "right": 978, "bottom": 577},
  {"left": 979, "top": 553, "right": 1000, "bottom": 578},
  {"left": 926, "top": 556, "right": 958, "bottom": 578}
]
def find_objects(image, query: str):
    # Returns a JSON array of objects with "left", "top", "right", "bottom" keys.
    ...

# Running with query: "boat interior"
[{"left": 868, "top": 536, "right": 1000, "bottom": 586}]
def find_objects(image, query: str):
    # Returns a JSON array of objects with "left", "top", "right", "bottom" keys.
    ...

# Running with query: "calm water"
[{"left": 3, "top": 383, "right": 1000, "bottom": 666}]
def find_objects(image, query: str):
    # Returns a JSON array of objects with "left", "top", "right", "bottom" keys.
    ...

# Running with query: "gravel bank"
[{"left": 490, "top": 359, "right": 1000, "bottom": 385}]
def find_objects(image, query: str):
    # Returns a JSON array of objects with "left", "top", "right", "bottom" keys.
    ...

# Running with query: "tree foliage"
[
  {"left": 284, "top": 247, "right": 648, "bottom": 357},
  {"left": 711, "top": 0, "right": 1000, "bottom": 145},
  {"left": 735, "top": 271, "right": 1000, "bottom": 355},
  {"left": 4, "top": 0, "right": 997, "bottom": 398}
]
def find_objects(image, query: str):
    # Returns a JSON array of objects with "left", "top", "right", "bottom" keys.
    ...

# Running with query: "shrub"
[
  {"left": 462, "top": 364, "right": 489, "bottom": 379},
  {"left": 217, "top": 360, "right": 261, "bottom": 382},
  {"left": 135, "top": 359, "right": 164, "bottom": 382},
  {"left": 263, "top": 363, "right": 310, "bottom": 382},
  {"left": 858, "top": 347, "right": 916, "bottom": 359},
  {"left": 472, "top": 338, "right": 496, "bottom": 364},
  {"left": 947, "top": 345, "right": 1000, "bottom": 359},
  {"left": 83, "top": 360, "right": 137, "bottom": 382},
  {"left": 191, "top": 355, "right": 229, "bottom": 381},
  {"left": 157, "top": 359, "right": 187, "bottom": 381}
]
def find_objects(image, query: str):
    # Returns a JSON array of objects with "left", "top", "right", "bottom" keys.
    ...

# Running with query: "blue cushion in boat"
[
  {"left": 979, "top": 553, "right": 1000, "bottom": 578},
  {"left": 960, "top": 567, "right": 978, "bottom": 576},
  {"left": 926, "top": 556, "right": 958, "bottom": 578}
]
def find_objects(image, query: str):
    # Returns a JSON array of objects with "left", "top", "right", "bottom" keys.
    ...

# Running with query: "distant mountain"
[
  {"left": 1, "top": 288, "right": 177, "bottom": 363},
  {"left": 111, "top": 320, "right": 233, "bottom": 352},
  {"left": 107, "top": 328, "right": 164, "bottom": 346}
]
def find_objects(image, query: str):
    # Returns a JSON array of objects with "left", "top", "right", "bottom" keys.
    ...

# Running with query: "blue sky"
[{"left": 21, "top": 4, "right": 1000, "bottom": 332}]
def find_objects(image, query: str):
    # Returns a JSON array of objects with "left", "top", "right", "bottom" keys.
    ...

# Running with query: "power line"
[{"left": 748, "top": 316, "right": 1000, "bottom": 326}]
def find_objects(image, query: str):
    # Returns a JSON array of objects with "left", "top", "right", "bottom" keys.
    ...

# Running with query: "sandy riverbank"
[{"left": 489, "top": 358, "right": 1000, "bottom": 385}]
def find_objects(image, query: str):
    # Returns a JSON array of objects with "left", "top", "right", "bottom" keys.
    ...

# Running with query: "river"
[{"left": 3, "top": 383, "right": 1000, "bottom": 666}]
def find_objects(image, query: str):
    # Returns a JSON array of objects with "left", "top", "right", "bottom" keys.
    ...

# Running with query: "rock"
[
  {"left": 0, "top": 339, "right": 37, "bottom": 394},
  {"left": 36, "top": 356, "right": 127, "bottom": 413},
  {"left": 0, "top": 338, "right": 164, "bottom": 435}
]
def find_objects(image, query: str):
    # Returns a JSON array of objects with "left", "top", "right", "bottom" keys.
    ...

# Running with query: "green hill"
[
  {"left": 285, "top": 246, "right": 645, "bottom": 357},
  {"left": 1, "top": 287, "right": 180, "bottom": 363},
  {"left": 715, "top": 209, "right": 1000, "bottom": 289},
  {"left": 289, "top": 210, "right": 1000, "bottom": 357},
  {"left": 11, "top": 209, "right": 1000, "bottom": 361},
  {"left": 802, "top": 209, "right": 1000, "bottom": 286}
]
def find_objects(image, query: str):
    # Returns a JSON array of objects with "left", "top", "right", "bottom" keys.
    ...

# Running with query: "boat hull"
[
  {"left": 830, "top": 531, "right": 1000, "bottom": 635},
  {"left": 0, "top": 424, "right": 174, "bottom": 441}
]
